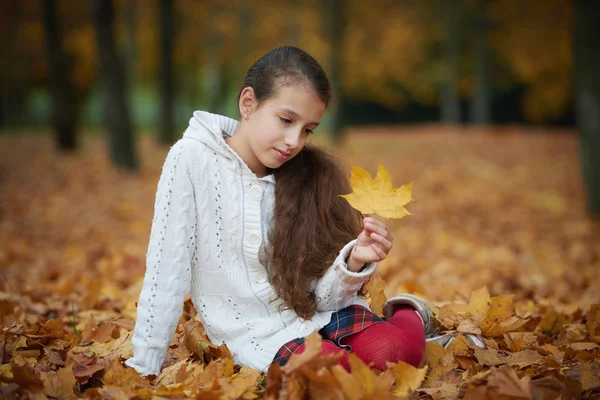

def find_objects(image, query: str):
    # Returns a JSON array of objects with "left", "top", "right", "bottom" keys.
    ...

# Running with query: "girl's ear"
[{"left": 239, "top": 87, "right": 257, "bottom": 118}]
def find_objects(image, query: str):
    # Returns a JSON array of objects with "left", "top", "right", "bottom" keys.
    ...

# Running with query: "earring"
[{"left": 244, "top": 114, "right": 248, "bottom": 120}]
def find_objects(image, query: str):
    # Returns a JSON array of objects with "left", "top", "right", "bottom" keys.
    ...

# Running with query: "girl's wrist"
[{"left": 346, "top": 254, "right": 366, "bottom": 272}]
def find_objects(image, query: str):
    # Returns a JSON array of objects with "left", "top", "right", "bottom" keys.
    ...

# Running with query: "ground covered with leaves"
[{"left": 1, "top": 126, "right": 599, "bottom": 399}]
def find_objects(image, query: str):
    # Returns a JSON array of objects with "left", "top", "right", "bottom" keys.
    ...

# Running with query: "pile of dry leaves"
[{"left": 0, "top": 126, "right": 598, "bottom": 399}]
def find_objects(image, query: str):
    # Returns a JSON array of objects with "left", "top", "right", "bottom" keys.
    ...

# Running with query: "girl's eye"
[
  {"left": 304, "top": 128, "right": 314, "bottom": 134},
  {"left": 279, "top": 117, "right": 292, "bottom": 124}
]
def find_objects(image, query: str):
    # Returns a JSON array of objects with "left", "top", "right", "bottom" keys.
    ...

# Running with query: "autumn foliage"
[{"left": 1, "top": 126, "right": 599, "bottom": 399}]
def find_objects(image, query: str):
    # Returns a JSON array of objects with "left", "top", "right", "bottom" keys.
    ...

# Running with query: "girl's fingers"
[
  {"left": 370, "top": 232, "right": 393, "bottom": 252},
  {"left": 364, "top": 218, "right": 394, "bottom": 242},
  {"left": 365, "top": 222, "right": 389, "bottom": 239},
  {"left": 371, "top": 244, "right": 387, "bottom": 261}
]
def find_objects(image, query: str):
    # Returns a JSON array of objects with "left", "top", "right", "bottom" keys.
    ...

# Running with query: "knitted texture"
[{"left": 125, "top": 111, "right": 378, "bottom": 376}]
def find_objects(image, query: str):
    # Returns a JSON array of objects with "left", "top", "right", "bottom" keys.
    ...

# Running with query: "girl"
[{"left": 125, "top": 46, "right": 449, "bottom": 377}]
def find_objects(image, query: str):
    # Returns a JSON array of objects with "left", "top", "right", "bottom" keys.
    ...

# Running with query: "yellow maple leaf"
[{"left": 341, "top": 164, "right": 413, "bottom": 219}]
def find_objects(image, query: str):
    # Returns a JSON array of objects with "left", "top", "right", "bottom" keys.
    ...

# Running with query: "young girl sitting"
[{"left": 125, "top": 46, "right": 458, "bottom": 377}]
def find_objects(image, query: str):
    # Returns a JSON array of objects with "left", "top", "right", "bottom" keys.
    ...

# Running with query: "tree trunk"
[
  {"left": 323, "top": 0, "right": 345, "bottom": 144},
  {"left": 439, "top": 0, "right": 461, "bottom": 124},
  {"left": 42, "top": 0, "right": 78, "bottom": 151},
  {"left": 469, "top": 0, "right": 492, "bottom": 125},
  {"left": 124, "top": 0, "right": 137, "bottom": 84},
  {"left": 158, "top": 0, "right": 175, "bottom": 145},
  {"left": 574, "top": 0, "right": 600, "bottom": 215},
  {"left": 90, "top": 0, "right": 137, "bottom": 170},
  {"left": 203, "top": 3, "right": 226, "bottom": 114}
]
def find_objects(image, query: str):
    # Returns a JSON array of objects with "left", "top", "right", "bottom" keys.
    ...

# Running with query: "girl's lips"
[{"left": 274, "top": 148, "right": 290, "bottom": 161}]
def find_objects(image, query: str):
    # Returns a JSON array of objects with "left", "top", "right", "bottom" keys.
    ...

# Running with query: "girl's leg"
[
  {"left": 292, "top": 340, "right": 351, "bottom": 371},
  {"left": 340, "top": 306, "right": 425, "bottom": 370}
]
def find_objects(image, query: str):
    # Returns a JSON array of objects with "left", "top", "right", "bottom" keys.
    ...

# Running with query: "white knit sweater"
[{"left": 125, "top": 111, "right": 377, "bottom": 376}]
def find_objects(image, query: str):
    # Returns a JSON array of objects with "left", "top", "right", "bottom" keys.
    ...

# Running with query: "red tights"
[{"left": 293, "top": 306, "right": 425, "bottom": 372}]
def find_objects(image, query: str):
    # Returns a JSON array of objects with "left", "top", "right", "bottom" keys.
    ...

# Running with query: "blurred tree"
[
  {"left": 158, "top": 0, "right": 175, "bottom": 144},
  {"left": 469, "top": 0, "right": 492, "bottom": 125},
  {"left": 42, "top": 0, "right": 79, "bottom": 150},
  {"left": 90, "top": 0, "right": 137, "bottom": 170},
  {"left": 342, "top": 1, "right": 438, "bottom": 113},
  {"left": 204, "top": 3, "right": 228, "bottom": 113},
  {"left": 0, "top": 1, "right": 42, "bottom": 128},
  {"left": 574, "top": 0, "right": 600, "bottom": 214},
  {"left": 323, "top": 0, "right": 345, "bottom": 144},
  {"left": 123, "top": 0, "right": 137, "bottom": 83},
  {"left": 437, "top": 0, "right": 462, "bottom": 124},
  {"left": 491, "top": 0, "right": 572, "bottom": 122}
]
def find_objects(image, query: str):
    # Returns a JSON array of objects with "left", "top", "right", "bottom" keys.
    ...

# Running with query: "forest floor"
[{"left": 1, "top": 125, "right": 599, "bottom": 399}]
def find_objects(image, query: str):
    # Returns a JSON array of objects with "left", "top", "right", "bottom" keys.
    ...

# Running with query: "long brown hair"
[
  {"left": 271, "top": 145, "right": 365, "bottom": 319},
  {"left": 240, "top": 46, "right": 366, "bottom": 319}
]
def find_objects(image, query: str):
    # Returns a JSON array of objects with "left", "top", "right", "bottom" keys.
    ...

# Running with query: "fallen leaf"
[
  {"left": 281, "top": 331, "right": 322, "bottom": 374},
  {"left": 473, "top": 346, "right": 506, "bottom": 367},
  {"left": 505, "top": 349, "right": 544, "bottom": 368},
  {"left": 468, "top": 286, "right": 491, "bottom": 325},
  {"left": 488, "top": 366, "right": 531, "bottom": 398},
  {"left": 504, "top": 332, "right": 537, "bottom": 352},
  {"left": 39, "top": 367, "right": 77, "bottom": 399},
  {"left": 388, "top": 360, "right": 428, "bottom": 397}
]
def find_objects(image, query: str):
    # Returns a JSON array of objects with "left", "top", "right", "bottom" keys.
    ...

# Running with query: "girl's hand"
[{"left": 346, "top": 217, "right": 394, "bottom": 272}]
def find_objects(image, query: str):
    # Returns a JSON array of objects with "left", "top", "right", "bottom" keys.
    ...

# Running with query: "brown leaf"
[
  {"left": 586, "top": 304, "right": 600, "bottom": 343},
  {"left": 473, "top": 346, "right": 506, "bottom": 367},
  {"left": 39, "top": 367, "right": 77, "bottom": 399},
  {"left": 488, "top": 366, "right": 532, "bottom": 399},
  {"left": 579, "top": 362, "right": 600, "bottom": 391},
  {"left": 530, "top": 375, "right": 565, "bottom": 400},
  {"left": 83, "top": 321, "right": 118, "bottom": 343},
  {"left": 11, "top": 361, "right": 43, "bottom": 389},
  {"left": 457, "top": 318, "right": 483, "bottom": 335},
  {"left": 304, "top": 367, "right": 345, "bottom": 400},
  {"left": 537, "top": 309, "right": 565, "bottom": 337},
  {"left": 425, "top": 342, "right": 457, "bottom": 382},
  {"left": 504, "top": 332, "right": 537, "bottom": 352},
  {"left": 505, "top": 349, "right": 544, "bottom": 368},
  {"left": 43, "top": 347, "right": 65, "bottom": 366}
]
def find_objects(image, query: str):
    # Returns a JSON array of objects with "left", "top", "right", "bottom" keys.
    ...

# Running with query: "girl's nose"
[{"left": 284, "top": 132, "right": 301, "bottom": 149}]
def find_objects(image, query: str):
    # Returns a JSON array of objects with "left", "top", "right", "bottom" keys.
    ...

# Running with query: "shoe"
[
  {"left": 426, "top": 333, "right": 486, "bottom": 349},
  {"left": 383, "top": 294, "right": 438, "bottom": 337},
  {"left": 383, "top": 294, "right": 486, "bottom": 349}
]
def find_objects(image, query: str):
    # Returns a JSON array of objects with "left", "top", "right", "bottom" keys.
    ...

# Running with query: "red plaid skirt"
[{"left": 272, "top": 304, "right": 385, "bottom": 367}]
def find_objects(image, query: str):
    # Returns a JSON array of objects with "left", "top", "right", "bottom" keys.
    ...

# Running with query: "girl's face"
[{"left": 237, "top": 82, "right": 326, "bottom": 176}]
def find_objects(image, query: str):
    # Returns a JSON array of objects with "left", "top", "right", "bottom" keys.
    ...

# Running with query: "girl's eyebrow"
[{"left": 280, "top": 107, "right": 320, "bottom": 126}]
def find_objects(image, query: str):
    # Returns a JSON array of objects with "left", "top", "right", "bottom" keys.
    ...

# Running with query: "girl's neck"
[{"left": 226, "top": 126, "right": 269, "bottom": 178}]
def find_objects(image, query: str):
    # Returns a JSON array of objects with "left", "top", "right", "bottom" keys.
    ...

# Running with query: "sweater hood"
[
  {"left": 183, "top": 110, "right": 275, "bottom": 183},
  {"left": 183, "top": 110, "right": 240, "bottom": 160}
]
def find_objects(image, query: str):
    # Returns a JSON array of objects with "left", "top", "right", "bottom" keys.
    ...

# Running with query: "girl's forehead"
[{"left": 267, "top": 84, "right": 325, "bottom": 120}]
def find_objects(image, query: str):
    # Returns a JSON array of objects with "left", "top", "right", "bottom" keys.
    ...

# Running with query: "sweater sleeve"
[
  {"left": 125, "top": 140, "right": 196, "bottom": 377},
  {"left": 313, "top": 239, "right": 377, "bottom": 312}
]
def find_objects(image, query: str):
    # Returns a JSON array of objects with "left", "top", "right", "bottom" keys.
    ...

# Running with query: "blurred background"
[{"left": 1, "top": 0, "right": 599, "bottom": 323}]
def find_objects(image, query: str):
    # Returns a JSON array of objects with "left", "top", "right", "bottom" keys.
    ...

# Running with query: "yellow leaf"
[
  {"left": 424, "top": 342, "right": 457, "bottom": 382},
  {"left": 340, "top": 164, "right": 413, "bottom": 219},
  {"left": 364, "top": 276, "right": 388, "bottom": 318},
  {"left": 388, "top": 360, "right": 428, "bottom": 397},
  {"left": 281, "top": 331, "right": 322, "bottom": 374},
  {"left": 468, "top": 286, "right": 491, "bottom": 325}
]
